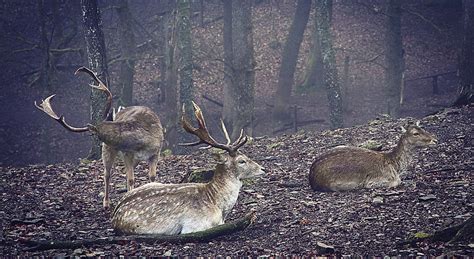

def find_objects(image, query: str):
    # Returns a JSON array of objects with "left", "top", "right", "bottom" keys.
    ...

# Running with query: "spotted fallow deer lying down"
[
  {"left": 35, "top": 67, "right": 163, "bottom": 208},
  {"left": 308, "top": 122, "right": 437, "bottom": 191},
  {"left": 111, "top": 102, "right": 265, "bottom": 235}
]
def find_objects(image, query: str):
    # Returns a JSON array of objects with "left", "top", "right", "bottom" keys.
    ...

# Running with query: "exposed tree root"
[{"left": 397, "top": 215, "right": 473, "bottom": 247}]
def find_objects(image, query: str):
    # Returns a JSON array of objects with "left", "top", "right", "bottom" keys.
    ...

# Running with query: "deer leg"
[
  {"left": 102, "top": 144, "right": 117, "bottom": 208},
  {"left": 148, "top": 153, "right": 160, "bottom": 182},
  {"left": 124, "top": 154, "right": 138, "bottom": 191}
]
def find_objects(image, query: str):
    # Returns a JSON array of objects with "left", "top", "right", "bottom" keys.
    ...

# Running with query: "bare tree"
[
  {"left": 80, "top": 0, "right": 110, "bottom": 159},
  {"left": 223, "top": 0, "right": 255, "bottom": 139},
  {"left": 176, "top": 0, "right": 194, "bottom": 153},
  {"left": 315, "top": 0, "right": 343, "bottom": 129},
  {"left": 116, "top": 0, "right": 136, "bottom": 106},
  {"left": 272, "top": 0, "right": 311, "bottom": 124},
  {"left": 298, "top": 7, "right": 324, "bottom": 92},
  {"left": 454, "top": 0, "right": 474, "bottom": 106},
  {"left": 385, "top": 0, "right": 403, "bottom": 117},
  {"left": 222, "top": 0, "right": 233, "bottom": 127}
]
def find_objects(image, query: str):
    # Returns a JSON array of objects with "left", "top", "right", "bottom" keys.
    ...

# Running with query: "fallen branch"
[
  {"left": 273, "top": 119, "right": 325, "bottom": 134},
  {"left": 202, "top": 94, "right": 223, "bottom": 107},
  {"left": 24, "top": 211, "right": 257, "bottom": 251}
]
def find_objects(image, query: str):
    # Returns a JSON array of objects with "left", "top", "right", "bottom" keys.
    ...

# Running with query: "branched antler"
[
  {"left": 34, "top": 95, "right": 89, "bottom": 132},
  {"left": 75, "top": 67, "right": 112, "bottom": 120},
  {"left": 180, "top": 101, "right": 247, "bottom": 156}
]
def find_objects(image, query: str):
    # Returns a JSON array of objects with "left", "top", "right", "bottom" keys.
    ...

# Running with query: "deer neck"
[
  {"left": 387, "top": 134, "right": 413, "bottom": 172},
  {"left": 205, "top": 163, "right": 242, "bottom": 219}
]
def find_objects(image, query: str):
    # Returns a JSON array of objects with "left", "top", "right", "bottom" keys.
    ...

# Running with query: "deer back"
[
  {"left": 309, "top": 146, "right": 389, "bottom": 191},
  {"left": 92, "top": 106, "right": 163, "bottom": 152}
]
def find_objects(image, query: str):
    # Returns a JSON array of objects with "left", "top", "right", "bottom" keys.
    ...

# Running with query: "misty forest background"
[{"left": 0, "top": 0, "right": 472, "bottom": 166}]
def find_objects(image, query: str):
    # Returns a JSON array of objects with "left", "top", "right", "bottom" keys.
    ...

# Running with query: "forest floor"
[{"left": 0, "top": 105, "right": 472, "bottom": 257}]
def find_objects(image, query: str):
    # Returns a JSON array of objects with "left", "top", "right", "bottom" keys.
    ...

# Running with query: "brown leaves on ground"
[{"left": 0, "top": 106, "right": 472, "bottom": 256}]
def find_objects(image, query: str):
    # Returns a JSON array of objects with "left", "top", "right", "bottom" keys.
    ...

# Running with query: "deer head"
[
  {"left": 401, "top": 121, "right": 438, "bottom": 147},
  {"left": 181, "top": 101, "right": 265, "bottom": 180}
]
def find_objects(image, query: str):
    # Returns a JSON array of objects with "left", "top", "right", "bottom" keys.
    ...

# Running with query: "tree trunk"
[
  {"left": 38, "top": 0, "right": 53, "bottom": 92},
  {"left": 163, "top": 2, "right": 179, "bottom": 149},
  {"left": 176, "top": 0, "right": 194, "bottom": 154},
  {"left": 315, "top": 0, "right": 343, "bottom": 129},
  {"left": 454, "top": 0, "right": 474, "bottom": 106},
  {"left": 116, "top": 0, "right": 136, "bottom": 107},
  {"left": 298, "top": 7, "right": 324, "bottom": 92},
  {"left": 229, "top": 0, "right": 255, "bottom": 139},
  {"left": 156, "top": 0, "right": 171, "bottom": 105},
  {"left": 385, "top": 0, "right": 404, "bottom": 118},
  {"left": 272, "top": 0, "right": 311, "bottom": 124},
  {"left": 80, "top": 0, "right": 110, "bottom": 160},
  {"left": 222, "top": 0, "right": 234, "bottom": 127}
]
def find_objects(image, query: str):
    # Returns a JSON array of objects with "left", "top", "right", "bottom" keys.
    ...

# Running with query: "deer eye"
[
  {"left": 413, "top": 132, "right": 420, "bottom": 136},
  {"left": 238, "top": 160, "right": 246, "bottom": 164}
]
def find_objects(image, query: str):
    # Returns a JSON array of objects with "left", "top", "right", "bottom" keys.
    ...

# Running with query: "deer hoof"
[{"left": 103, "top": 199, "right": 110, "bottom": 208}]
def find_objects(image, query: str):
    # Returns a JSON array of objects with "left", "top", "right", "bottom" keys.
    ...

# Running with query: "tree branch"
[{"left": 23, "top": 211, "right": 257, "bottom": 251}]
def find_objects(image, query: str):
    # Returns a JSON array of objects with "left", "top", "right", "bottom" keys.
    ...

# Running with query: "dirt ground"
[{"left": 0, "top": 105, "right": 472, "bottom": 257}]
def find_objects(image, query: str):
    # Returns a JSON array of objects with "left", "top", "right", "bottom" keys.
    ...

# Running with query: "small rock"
[
  {"left": 372, "top": 196, "right": 384, "bottom": 204},
  {"left": 419, "top": 194, "right": 436, "bottom": 201},
  {"left": 316, "top": 241, "right": 335, "bottom": 254},
  {"left": 73, "top": 248, "right": 84, "bottom": 255}
]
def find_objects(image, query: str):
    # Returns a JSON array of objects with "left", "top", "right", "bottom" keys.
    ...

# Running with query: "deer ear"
[{"left": 400, "top": 125, "right": 407, "bottom": 133}]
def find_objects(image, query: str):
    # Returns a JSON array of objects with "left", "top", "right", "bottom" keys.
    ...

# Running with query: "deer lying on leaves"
[
  {"left": 308, "top": 122, "right": 437, "bottom": 191},
  {"left": 35, "top": 67, "right": 163, "bottom": 208},
  {"left": 111, "top": 102, "right": 265, "bottom": 235}
]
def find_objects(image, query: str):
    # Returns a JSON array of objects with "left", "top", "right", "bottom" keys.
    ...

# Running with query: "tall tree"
[
  {"left": 454, "top": 0, "right": 474, "bottom": 106},
  {"left": 272, "top": 0, "right": 311, "bottom": 123},
  {"left": 385, "top": 0, "right": 403, "bottom": 118},
  {"left": 315, "top": 0, "right": 343, "bottom": 129},
  {"left": 222, "top": 0, "right": 233, "bottom": 127},
  {"left": 80, "top": 0, "right": 110, "bottom": 159},
  {"left": 229, "top": 0, "right": 255, "bottom": 139},
  {"left": 298, "top": 5, "right": 324, "bottom": 92},
  {"left": 176, "top": 0, "right": 194, "bottom": 153},
  {"left": 116, "top": 0, "right": 136, "bottom": 106}
]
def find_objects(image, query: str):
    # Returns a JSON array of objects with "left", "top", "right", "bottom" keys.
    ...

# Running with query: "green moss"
[
  {"left": 266, "top": 142, "right": 284, "bottom": 150},
  {"left": 161, "top": 149, "right": 173, "bottom": 157},
  {"left": 185, "top": 169, "right": 215, "bottom": 183},
  {"left": 414, "top": 232, "right": 431, "bottom": 239},
  {"left": 359, "top": 140, "right": 383, "bottom": 151}
]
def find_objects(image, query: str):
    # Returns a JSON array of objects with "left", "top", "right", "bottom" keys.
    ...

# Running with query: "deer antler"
[
  {"left": 34, "top": 95, "right": 89, "bottom": 133},
  {"left": 75, "top": 67, "right": 112, "bottom": 120},
  {"left": 180, "top": 101, "right": 247, "bottom": 156}
]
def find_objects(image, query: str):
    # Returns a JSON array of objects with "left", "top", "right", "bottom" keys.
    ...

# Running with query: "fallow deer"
[
  {"left": 111, "top": 102, "right": 265, "bottom": 235},
  {"left": 308, "top": 122, "right": 437, "bottom": 191},
  {"left": 35, "top": 67, "right": 164, "bottom": 208}
]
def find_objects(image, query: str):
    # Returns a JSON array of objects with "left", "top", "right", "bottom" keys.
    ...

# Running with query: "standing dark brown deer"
[
  {"left": 111, "top": 102, "right": 265, "bottom": 235},
  {"left": 35, "top": 67, "right": 163, "bottom": 208},
  {"left": 308, "top": 122, "right": 437, "bottom": 191}
]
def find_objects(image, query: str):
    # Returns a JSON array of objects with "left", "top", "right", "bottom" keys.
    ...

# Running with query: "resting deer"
[
  {"left": 111, "top": 102, "right": 265, "bottom": 235},
  {"left": 35, "top": 67, "right": 164, "bottom": 208},
  {"left": 308, "top": 122, "right": 437, "bottom": 191}
]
